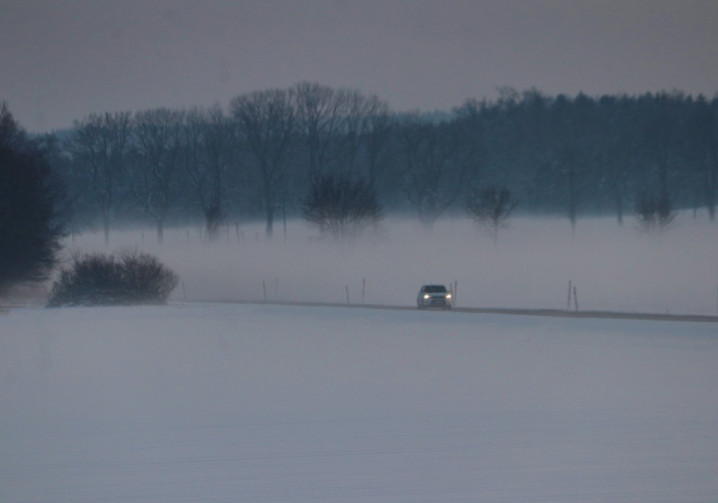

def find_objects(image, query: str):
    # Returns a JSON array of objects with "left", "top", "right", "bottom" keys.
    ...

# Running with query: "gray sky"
[{"left": 2, "top": 0, "right": 718, "bottom": 132}]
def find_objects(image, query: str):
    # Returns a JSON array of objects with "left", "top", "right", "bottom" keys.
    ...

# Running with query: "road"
[{"left": 195, "top": 299, "right": 718, "bottom": 324}]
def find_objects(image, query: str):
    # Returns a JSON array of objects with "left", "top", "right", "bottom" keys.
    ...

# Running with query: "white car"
[{"left": 416, "top": 284, "right": 453, "bottom": 309}]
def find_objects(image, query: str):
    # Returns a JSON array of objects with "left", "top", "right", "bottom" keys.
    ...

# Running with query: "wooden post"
[
  {"left": 362, "top": 278, "right": 366, "bottom": 303},
  {"left": 262, "top": 281, "right": 267, "bottom": 302},
  {"left": 345, "top": 285, "right": 350, "bottom": 304},
  {"left": 567, "top": 280, "right": 572, "bottom": 310},
  {"left": 573, "top": 285, "right": 579, "bottom": 311}
]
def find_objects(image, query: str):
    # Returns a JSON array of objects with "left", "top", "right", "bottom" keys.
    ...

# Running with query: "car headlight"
[
  {"left": 423, "top": 294, "right": 431, "bottom": 299},
  {"left": 446, "top": 293, "right": 452, "bottom": 299}
]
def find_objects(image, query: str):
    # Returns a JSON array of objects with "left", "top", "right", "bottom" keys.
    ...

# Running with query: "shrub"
[
  {"left": 47, "top": 251, "right": 179, "bottom": 307},
  {"left": 302, "top": 173, "right": 383, "bottom": 240},
  {"left": 635, "top": 191, "right": 676, "bottom": 232}
]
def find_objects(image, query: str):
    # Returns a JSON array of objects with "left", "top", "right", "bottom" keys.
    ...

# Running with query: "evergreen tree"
[{"left": 0, "top": 103, "right": 65, "bottom": 294}]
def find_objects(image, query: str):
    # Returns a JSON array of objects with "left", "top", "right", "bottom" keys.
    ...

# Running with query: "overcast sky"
[{"left": 2, "top": 0, "right": 718, "bottom": 132}]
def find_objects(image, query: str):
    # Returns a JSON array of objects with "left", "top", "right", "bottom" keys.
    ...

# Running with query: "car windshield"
[{"left": 424, "top": 285, "right": 446, "bottom": 293}]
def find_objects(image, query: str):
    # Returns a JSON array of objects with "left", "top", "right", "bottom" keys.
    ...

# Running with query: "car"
[{"left": 416, "top": 284, "right": 453, "bottom": 309}]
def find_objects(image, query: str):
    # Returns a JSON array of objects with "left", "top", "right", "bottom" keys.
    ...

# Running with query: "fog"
[{"left": 63, "top": 214, "right": 718, "bottom": 316}]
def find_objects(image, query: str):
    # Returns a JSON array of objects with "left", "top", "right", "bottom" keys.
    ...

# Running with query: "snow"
[
  {"left": 2, "top": 302, "right": 718, "bottom": 502},
  {"left": 2, "top": 214, "right": 718, "bottom": 501}
]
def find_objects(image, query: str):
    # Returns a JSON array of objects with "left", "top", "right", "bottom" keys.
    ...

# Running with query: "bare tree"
[
  {"left": 129, "top": 108, "right": 184, "bottom": 243},
  {"left": 230, "top": 89, "right": 296, "bottom": 237},
  {"left": 340, "top": 92, "right": 392, "bottom": 179},
  {"left": 466, "top": 185, "right": 517, "bottom": 244},
  {"left": 181, "top": 106, "right": 233, "bottom": 240},
  {"left": 70, "top": 111, "right": 132, "bottom": 245},
  {"left": 302, "top": 173, "right": 382, "bottom": 240},
  {"left": 295, "top": 82, "right": 347, "bottom": 181},
  {"left": 398, "top": 116, "right": 480, "bottom": 227},
  {"left": 295, "top": 83, "right": 395, "bottom": 194}
]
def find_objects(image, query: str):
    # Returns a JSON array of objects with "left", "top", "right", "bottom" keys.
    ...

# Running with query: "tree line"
[
  {"left": 460, "top": 88, "right": 718, "bottom": 230},
  {"left": 30, "top": 83, "right": 718, "bottom": 242}
]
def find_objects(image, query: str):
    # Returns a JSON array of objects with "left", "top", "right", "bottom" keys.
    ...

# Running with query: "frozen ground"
[
  {"left": 2, "top": 215, "right": 718, "bottom": 501},
  {"left": 2, "top": 302, "right": 718, "bottom": 502}
]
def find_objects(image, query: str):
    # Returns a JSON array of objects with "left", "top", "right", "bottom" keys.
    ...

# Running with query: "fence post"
[
  {"left": 573, "top": 285, "right": 579, "bottom": 311},
  {"left": 567, "top": 280, "right": 572, "bottom": 310},
  {"left": 345, "top": 285, "right": 350, "bottom": 304}
]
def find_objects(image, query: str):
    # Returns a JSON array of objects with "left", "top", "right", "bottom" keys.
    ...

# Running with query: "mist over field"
[{"left": 60, "top": 214, "right": 718, "bottom": 316}]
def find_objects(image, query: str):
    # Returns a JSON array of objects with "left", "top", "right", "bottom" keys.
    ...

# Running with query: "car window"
[{"left": 424, "top": 285, "right": 446, "bottom": 293}]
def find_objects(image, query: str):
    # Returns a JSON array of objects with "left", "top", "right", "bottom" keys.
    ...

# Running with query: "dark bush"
[
  {"left": 635, "top": 191, "right": 676, "bottom": 232},
  {"left": 47, "top": 251, "right": 179, "bottom": 307},
  {"left": 302, "top": 173, "right": 382, "bottom": 239}
]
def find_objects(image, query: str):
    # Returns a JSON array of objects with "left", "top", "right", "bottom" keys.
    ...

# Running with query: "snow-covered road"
[{"left": 2, "top": 302, "right": 717, "bottom": 502}]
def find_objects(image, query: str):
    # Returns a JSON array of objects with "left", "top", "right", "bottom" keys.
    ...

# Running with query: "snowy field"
[
  {"left": 2, "top": 215, "right": 718, "bottom": 501},
  {"left": 2, "top": 302, "right": 718, "bottom": 502}
]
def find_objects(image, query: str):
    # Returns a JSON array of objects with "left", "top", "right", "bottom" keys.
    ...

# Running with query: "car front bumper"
[{"left": 418, "top": 296, "right": 452, "bottom": 308}]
